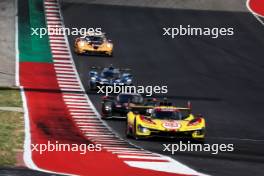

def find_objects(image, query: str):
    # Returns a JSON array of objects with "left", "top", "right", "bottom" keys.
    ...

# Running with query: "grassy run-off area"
[{"left": 0, "top": 88, "right": 24, "bottom": 166}]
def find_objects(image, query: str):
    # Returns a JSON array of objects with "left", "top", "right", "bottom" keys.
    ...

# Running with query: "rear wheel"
[{"left": 101, "top": 113, "right": 112, "bottom": 120}]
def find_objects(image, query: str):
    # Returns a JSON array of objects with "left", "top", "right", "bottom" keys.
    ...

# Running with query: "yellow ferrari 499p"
[{"left": 126, "top": 104, "right": 206, "bottom": 141}]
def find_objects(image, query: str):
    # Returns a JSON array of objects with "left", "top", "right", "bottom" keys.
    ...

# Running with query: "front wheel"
[
  {"left": 126, "top": 123, "right": 132, "bottom": 138},
  {"left": 132, "top": 119, "right": 140, "bottom": 140},
  {"left": 101, "top": 113, "right": 112, "bottom": 120},
  {"left": 90, "top": 83, "right": 97, "bottom": 90}
]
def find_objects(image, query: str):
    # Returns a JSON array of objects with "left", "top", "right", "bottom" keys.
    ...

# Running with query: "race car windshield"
[
  {"left": 101, "top": 70, "right": 120, "bottom": 79},
  {"left": 117, "top": 94, "right": 143, "bottom": 104},
  {"left": 152, "top": 110, "right": 189, "bottom": 120},
  {"left": 86, "top": 36, "right": 104, "bottom": 42}
]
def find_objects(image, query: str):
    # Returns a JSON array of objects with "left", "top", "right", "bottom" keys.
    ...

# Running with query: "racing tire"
[
  {"left": 90, "top": 83, "right": 97, "bottom": 91},
  {"left": 101, "top": 113, "right": 112, "bottom": 120},
  {"left": 126, "top": 123, "right": 132, "bottom": 138},
  {"left": 132, "top": 119, "right": 140, "bottom": 140},
  {"left": 106, "top": 51, "right": 113, "bottom": 57}
]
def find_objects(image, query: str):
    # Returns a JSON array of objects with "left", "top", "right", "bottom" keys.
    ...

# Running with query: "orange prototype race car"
[{"left": 74, "top": 32, "right": 113, "bottom": 56}]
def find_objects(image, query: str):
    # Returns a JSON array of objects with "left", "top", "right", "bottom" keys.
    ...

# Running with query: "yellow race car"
[
  {"left": 74, "top": 33, "right": 113, "bottom": 56},
  {"left": 126, "top": 103, "right": 206, "bottom": 141}
]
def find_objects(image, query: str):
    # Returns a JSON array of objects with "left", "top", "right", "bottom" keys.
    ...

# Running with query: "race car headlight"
[
  {"left": 138, "top": 125, "right": 149, "bottom": 133},
  {"left": 104, "top": 105, "right": 112, "bottom": 111},
  {"left": 106, "top": 43, "right": 112, "bottom": 48},
  {"left": 78, "top": 41, "right": 85, "bottom": 47},
  {"left": 91, "top": 77, "right": 96, "bottom": 81},
  {"left": 188, "top": 118, "right": 202, "bottom": 126},
  {"left": 126, "top": 79, "right": 132, "bottom": 84}
]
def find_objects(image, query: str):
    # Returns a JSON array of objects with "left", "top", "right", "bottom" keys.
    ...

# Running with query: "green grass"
[
  {"left": 0, "top": 89, "right": 24, "bottom": 166},
  {"left": 0, "top": 89, "right": 22, "bottom": 107}
]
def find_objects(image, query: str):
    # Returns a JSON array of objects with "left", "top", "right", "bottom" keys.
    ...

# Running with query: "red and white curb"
[
  {"left": 246, "top": 0, "right": 264, "bottom": 26},
  {"left": 44, "top": 0, "right": 206, "bottom": 175}
]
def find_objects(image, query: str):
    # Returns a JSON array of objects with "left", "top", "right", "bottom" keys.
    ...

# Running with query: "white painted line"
[
  {"left": 54, "top": 63, "right": 73, "bottom": 67},
  {"left": 83, "top": 131, "right": 113, "bottom": 134},
  {"left": 59, "top": 82, "right": 79, "bottom": 85},
  {"left": 88, "top": 135, "right": 116, "bottom": 138},
  {"left": 59, "top": 84, "right": 80, "bottom": 88},
  {"left": 80, "top": 126, "right": 105, "bottom": 131},
  {"left": 46, "top": 13, "right": 60, "bottom": 17},
  {"left": 93, "top": 139, "right": 124, "bottom": 142},
  {"left": 113, "top": 152, "right": 156, "bottom": 156},
  {"left": 103, "top": 147, "right": 140, "bottom": 150},
  {"left": 64, "top": 99, "right": 87, "bottom": 102},
  {"left": 56, "top": 74, "right": 76, "bottom": 78},
  {"left": 50, "top": 40, "right": 66, "bottom": 43},
  {"left": 46, "top": 6, "right": 59, "bottom": 9},
  {"left": 76, "top": 121, "right": 103, "bottom": 124},
  {"left": 69, "top": 109, "right": 93, "bottom": 112},
  {"left": 54, "top": 60, "right": 72, "bottom": 64},
  {"left": 55, "top": 68, "right": 75, "bottom": 72},
  {"left": 108, "top": 149, "right": 143, "bottom": 153},
  {"left": 77, "top": 125, "right": 104, "bottom": 128},
  {"left": 118, "top": 155, "right": 165, "bottom": 160},
  {"left": 111, "top": 150, "right": 152, "bottom": 154},
  {"left": 50, "top": 39, "right": 66, "bottom": 42},
  {"left": 70, "top": 112, "right": 95, "bottom": 115},
  {"left": 65, "top": 102, "right": 89, "bottom": 105},
  {"left": 107, "top": 148, "right": 144, "bottom": 151},
  {"left": 50, "top": 36, "right": 65, "bottom": 40},
  {"left": 57, "top": 78, "right": 77, "bottom": 82},
  {"left": 60, "top": 88, "right": 82, "bottom": 91},
  {"left": 52, "top": 50, "right": 69, "bottom": 54},
  {"left": 47, "top": 21, "right": 62, "bottom": 25},
  {"left": 59, "top": 82, "right": 79, "bottom": 86},
  {"left": 46, "top": 9, "right": 60, "bottom": 12},
  {"left": 51, "top": 47, "right": 68, "bottom": 50},
  {"left": 50, "top": 43, "right": 67, "bottom": 47},
  {"left": 74, "top": 119, "right": 100, "bottom": 122},
  {"left": 67, "top": 105, "right": 90, "bottom": 109},
  {"left": 47, "top": 17, "right": 60, "bottom": 20},
  {"left": 48, "top": 25, "right": 63, "bottom": 29},
  {"left": 53, "top": 55, "right": 71, "bottom": 59},
  {"left": 63, "top": 93, "right": 85, "bottom": 96},
  {"left": 63, "top": 95, "right": 86, "bottom": 98},
  {"left": 85, "top": 134, "right": 113, "bottom": 137},
  {"left": 74, "top": 118, "right": 98, "bottom": 120},
  {"left": 44, "top": 2, "right": 58, "bottom": 5}
]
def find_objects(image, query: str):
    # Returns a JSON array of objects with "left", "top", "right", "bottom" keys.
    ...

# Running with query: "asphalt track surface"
[{"left": 62, "top": 3, "right": 264, "bottom": 176}]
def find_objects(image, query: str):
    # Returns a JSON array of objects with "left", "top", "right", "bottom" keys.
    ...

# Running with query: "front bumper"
[
  {"left": 75, "top": 46, "right": 113, "bottom": 55},
  {"left": 137, "top": 126, "right": 205, "bottom": 139}
]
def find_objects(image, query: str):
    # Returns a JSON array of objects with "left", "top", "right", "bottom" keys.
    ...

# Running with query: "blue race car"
[{"left": 89, "top": 65, "right": 133, "bottom": 90}]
